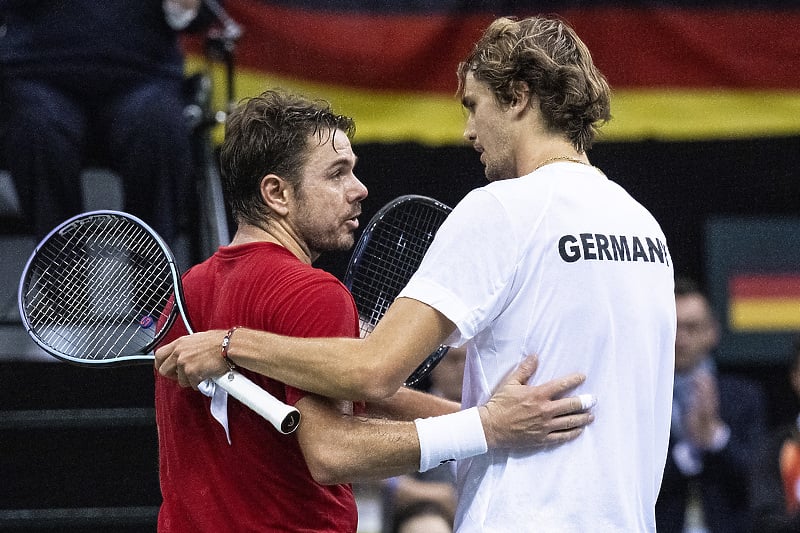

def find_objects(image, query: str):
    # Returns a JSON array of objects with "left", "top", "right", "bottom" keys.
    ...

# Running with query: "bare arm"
[
  {"left": 297, "top": 354, "right": 592, "bottom": 484},
  {"left": 155, "top": 297, "right": 458, "bottom": 401},
  {"left": 297, "top": 393, "right": 420, "bottom": 484},
  {"left": 367, "top": 387, "right": 461, "bottom": 421}
]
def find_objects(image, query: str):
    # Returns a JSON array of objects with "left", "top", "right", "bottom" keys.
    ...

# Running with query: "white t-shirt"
[{"left": 399, "top": 162, "right": 676, "bottom": 532}]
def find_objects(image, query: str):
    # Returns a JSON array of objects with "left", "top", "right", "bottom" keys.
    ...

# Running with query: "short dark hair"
[{"left": 219, "top": 89, "right": 355, "bottom": 227}]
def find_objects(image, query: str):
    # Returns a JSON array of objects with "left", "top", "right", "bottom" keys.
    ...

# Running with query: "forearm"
[
  {"left": 298, "top": 397, "right": 422, "bottom": 484},
  {"left": 367, "top": 387, "right": 460, "bottom": 421},
  {"left": 227, "top": 300, "right": 453, "bottom": 401},
  {"left": 315, "top": 418, "right": 422, "bottom": 483},
  {"left": 300, "top": 394, "right": 485, "bottom": 484},
  {"left": 155, "top": 298, "right": 455, "bottom": 400},
  {"left": 229, "top": 328, "right": 407, "bottom": 401}
]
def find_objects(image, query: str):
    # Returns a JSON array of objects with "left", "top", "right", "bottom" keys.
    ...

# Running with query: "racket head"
[
  {"left": 18, "top": 210, "right": 185, "bottom": 365},
  {"left": 344, "top": 194, "right": 452, "bottom": 386}
]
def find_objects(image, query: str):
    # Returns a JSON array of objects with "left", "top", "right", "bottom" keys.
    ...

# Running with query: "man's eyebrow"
[{"left": 328, "top": 153, "right": 357, "bottom": 170}]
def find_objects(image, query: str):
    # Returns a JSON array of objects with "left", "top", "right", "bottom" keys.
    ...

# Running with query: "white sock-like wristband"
[{"left": 414, "top": 406, "right": 488, "bottom": 473}]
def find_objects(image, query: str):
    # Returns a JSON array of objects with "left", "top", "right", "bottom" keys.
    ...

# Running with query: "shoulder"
[
  {"left": 245, "top": 247, "right": 358, "bottom": 337},
  {"left": 259, "top": 252, "right": 352, "bottom": 305}
]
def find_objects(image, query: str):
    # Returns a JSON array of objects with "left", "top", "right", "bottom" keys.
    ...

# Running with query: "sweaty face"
[
  {"left": 461, "top": 72, "right": 516, "bottom": 182},
  {"left": 289, "top": 130, "right": 367, "bottom": 258},
  {"left": 674, "top": 294, "right": 719, "bottom": 373}
]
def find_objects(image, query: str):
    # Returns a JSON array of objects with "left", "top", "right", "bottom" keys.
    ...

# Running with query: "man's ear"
[
  {"left": 509, "top": 81, "right": 531, "bottom": 112},
  {"left": 260, "top": 174, "right": 290, "bottom": 216}
]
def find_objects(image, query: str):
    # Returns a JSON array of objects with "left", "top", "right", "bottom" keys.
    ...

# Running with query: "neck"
[
  {"left": 230, "top": 220, "right": 315, "bottom": 264},
  {"left": 518, "top": 137, "right": 588, "bottom": 175},
  {"left": 533, "top": 154, "right": 589, "bottom": 172}
]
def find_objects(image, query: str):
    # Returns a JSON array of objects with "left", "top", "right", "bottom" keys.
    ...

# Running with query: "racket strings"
[
  {"left": 76, "top": 219, "right": 171, "bottom": 357},
  {"left": 27, "top": 218, "right": 125, "bottom": 355},
  {"left": 349, "top": 202, "right": 449, "bottom": 338},
  {"left": 22, "top": 215, "right": 177, "bottom": 360}
]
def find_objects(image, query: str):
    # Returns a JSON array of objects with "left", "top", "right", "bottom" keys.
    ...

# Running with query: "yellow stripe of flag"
[
  {"left": 190, "top": 58, "right": 800, "bottom": 145},
  {"left": 729, "top": 299, "right": 800, "bottom": 332}
]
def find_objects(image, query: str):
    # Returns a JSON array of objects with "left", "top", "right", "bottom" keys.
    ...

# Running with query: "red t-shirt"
[{"left": 155, "top": 242, "right": 360, "bottom": 532}]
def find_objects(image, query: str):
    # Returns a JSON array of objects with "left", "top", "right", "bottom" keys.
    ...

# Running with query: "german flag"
[
  {"left": 185, "top": 0, "right": 800, "bottom": 145},
  {"left": 728, "top": 274, "right": 800, "bottom": 332}
]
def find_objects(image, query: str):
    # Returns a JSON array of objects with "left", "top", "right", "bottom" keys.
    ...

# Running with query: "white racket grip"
[{"left": 212, "top": 370, "right": 301, "bottom": 434}]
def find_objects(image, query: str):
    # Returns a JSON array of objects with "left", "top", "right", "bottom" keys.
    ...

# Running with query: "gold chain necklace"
[{"left": 533, "top": 155, "right": 587, "bottom": 172}]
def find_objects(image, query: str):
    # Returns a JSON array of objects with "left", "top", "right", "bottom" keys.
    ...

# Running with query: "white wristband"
[{"left": 414, "top": 406, "right": 488, "bottom": 473}]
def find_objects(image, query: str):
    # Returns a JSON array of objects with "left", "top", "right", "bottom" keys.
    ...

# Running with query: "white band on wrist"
[{"left": 414, "top": 406, "right": 488, "bottom": 472}]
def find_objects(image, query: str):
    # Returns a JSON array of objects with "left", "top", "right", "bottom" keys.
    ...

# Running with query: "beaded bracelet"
[{"left": 221, "top": 326, "right": 242, "bottom": 372}]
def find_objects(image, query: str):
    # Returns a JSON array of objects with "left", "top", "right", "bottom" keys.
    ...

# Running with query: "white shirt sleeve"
[{"left": 398, "top": 188, "right": 518, "bottom": 346}]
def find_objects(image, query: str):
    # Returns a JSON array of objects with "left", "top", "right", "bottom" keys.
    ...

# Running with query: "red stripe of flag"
[
  {"left": 185, "top": 2, "right": 800, "bottom": 93},
  {"left": 729, "top": 274, "right": 800, "bottom": 299}
]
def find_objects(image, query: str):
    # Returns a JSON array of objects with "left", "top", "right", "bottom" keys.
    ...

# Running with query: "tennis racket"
[
  {"left": 344, "top": 195, "right": 452, "bottom": 387},
  {"left": 17, "top": 210, "right": 300, "bottom": 434}
]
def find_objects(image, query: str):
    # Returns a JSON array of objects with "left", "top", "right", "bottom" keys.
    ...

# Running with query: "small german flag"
[{"left": 728, "top": 274, "right": 800, "bottom": 332}]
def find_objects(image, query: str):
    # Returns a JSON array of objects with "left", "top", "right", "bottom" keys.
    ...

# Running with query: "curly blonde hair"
[{"left": 457, "top": 16, "right": 611, "bottom": 152}]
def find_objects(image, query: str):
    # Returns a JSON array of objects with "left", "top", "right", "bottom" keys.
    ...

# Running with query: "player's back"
[{"left": 456, "top": 163, "right": 675, "bottom": 532}]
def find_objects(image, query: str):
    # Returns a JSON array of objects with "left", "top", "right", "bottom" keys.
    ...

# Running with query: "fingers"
[
  {"left": 176, "top": 368, "right": 191, "bottom": 389},
  {"left": 153, "top": 337, "right": 193, "bottom": 387},
  {"left": 154, "top": 339, "right": 181, "bottom": 375},
  {"left": 534, "top": 372, "right": 586, "bottom": 399},
  {"left": 509, "top": 353, "right": 539, "bottom": 383},
  {"left": 536, "top": 410, "right": 595, "bottom": 446},
  {"left": 153, "top": 331, "right": 231, "bottom": 390},
  {"left": 546, "top": 393, "right": 597, "bottom": 419},
  {"left": 550, "top": 412, "right": 594, "bottom": 433},
  {"left": 543, "top": 426, "right": 586, "bottom": 445},
  {"left": 154, "top": 341, "right": 178, "bottom": 380},
  {"left": 153, "top": 341, "right": 168, "bottom": 367}
]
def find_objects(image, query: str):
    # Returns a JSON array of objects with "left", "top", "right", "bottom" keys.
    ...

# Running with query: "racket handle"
[{"left": 212, "top": 371, "right": 301, "bottom": 434}]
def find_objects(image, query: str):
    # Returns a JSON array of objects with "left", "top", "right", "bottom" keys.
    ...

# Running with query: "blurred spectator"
[
  {"left": 381, "top": 346, "right": 466, "bottom": 532},
  {"left": 656, "top": 276, "right": 767, "bottom": 533},
  {"left": 0, "top": 0, "right": 202, "bottom": 244},
  {"left": 749, "top": 335, "right": 800, "bottom": 532},
  {"left": 390, "top": 500, "right": 453, "bottom": 533}
]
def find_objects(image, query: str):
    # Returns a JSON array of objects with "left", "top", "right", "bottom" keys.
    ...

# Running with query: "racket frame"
[
  {"left": 18, "top": 210, "right": 186, "bottom": 365},
  {"left": 17, "top": 210, "right": 300, "bottom": 434},
  {"left": 344, "top": 195, "right": 453, "bottom": 387}
]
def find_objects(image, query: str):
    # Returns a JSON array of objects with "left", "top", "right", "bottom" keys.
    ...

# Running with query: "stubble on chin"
[{"left": 309, "top": 231, "right": 355, "bottom": 256}]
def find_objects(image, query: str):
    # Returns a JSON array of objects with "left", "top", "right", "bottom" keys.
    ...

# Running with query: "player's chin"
[
  {"left": 323, "top": 234, "right": 356, "bottom": 253},
  {"left": 340, "top": 234, "right": 356, "bottom": 250}
]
